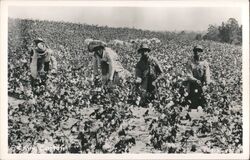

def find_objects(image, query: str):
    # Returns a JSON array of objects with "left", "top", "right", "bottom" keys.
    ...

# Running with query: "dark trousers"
[
  {"left": 186, "top": 81, "right": 206, "bottom": 109},
  {"left": 139, "top": 76, "right": 156, "bottom": 105}
]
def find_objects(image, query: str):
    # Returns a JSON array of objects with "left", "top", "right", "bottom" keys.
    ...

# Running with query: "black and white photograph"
[{"left": 0, "top": 0, "right": 249, "bottom": 159}]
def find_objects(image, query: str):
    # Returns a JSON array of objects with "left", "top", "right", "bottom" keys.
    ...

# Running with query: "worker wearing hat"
[
  {"left": 135, "top": 43, "right": 163, "bottom": 103},
  {"left": 185, "top": 45, "right": 211, "bottom": 109},
  {"left": 88, "top": 40, "right": 131, "bottom": 86},
  {"left": 30, "top": 38, "right": 57, "bottom": 94}
]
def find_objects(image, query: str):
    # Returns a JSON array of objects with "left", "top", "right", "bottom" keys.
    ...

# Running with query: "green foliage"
[
  {"left": 8, "top": 18, "right": 243, "bottom": 153},
  {"left": 203, "top": 18, "right": 242, "bottom": 45}
]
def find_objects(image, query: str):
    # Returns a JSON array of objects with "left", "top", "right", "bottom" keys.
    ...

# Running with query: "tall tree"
[
  {"left": 205, "top": 24, "right": 220, "bottom": 41},
  {"left": 204, "top": 18, "right": 241, "bottom": 45}
]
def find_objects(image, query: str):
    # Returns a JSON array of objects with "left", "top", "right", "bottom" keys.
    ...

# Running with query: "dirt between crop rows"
[{"left": 8, "top": 96, "right": 214, "bottom": 153}]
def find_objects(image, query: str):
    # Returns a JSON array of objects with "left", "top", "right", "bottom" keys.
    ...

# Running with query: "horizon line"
[{"left": 8, "top": 17, "right": 209, "bottom": 33}]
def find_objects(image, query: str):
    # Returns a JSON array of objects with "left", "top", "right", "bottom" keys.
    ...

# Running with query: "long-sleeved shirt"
[
  {"left": 135, "top": 55, "right": 163, "bottom": 79},
  {"left": 30, "top": 48, "right": 57, "bottom": 78},
  {"left": 135, "top": 55, "right": 163, "bottom": 91},
  {"left": 186, "top": 59, "right": 211, "bottom": 84},
  {"left": 93, "top": 47, "right": 124, "bottom": 81}
]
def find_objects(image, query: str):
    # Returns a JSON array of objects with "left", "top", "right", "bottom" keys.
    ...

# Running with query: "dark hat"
[
  {"left": 193, "top": 45, "right": 203, "bottom": 52},
  {"left": 88, "top": 40, "right": 107, "bottom": 52},
  {"left": 34, "top": 38, "right": 45, "bottom": 45},
  {"left": 138, "top": 43, "right": 151, "bottom": 53}
]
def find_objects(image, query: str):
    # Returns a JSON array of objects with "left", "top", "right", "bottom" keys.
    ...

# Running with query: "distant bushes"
[{"left": 203, "top": 18, "right": 242, "bottom": 45}]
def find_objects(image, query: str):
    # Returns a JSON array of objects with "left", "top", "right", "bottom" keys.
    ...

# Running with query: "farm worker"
[
  {"left": 135, "top": 43, "right": 163, "bottom": 102},
  {"left": 29, "top": 38, "right": 57, "bottom": 93},
  {"left": 185, "top": 45, "right": 211, "bottom": 109},
  {"left": 88, "top": 40, "right": 131, "bottom": 86}
]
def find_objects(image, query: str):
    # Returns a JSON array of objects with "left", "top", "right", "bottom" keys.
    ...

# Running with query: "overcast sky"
[{"left": 8, "top": 6, "right": 242, "bottom": 31}]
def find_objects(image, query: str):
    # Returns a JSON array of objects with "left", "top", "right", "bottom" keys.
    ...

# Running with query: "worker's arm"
[
  {"left": 186, "top": 61, "right": 200, "bottom": 83},
  {"left": 204, "top": 61, "right": 211, "bottom": 84},
  {"left": 30, "top": 50, "right": 38, "bottom": 78},
  {"left": 107, "top": 53, "right": 115, "bottom": 81},
  {"left": 154, "top": 58, "right": 163, "bottom": 75},
  {"left": 93, "top": 55, "right": 99, "bottom": 77},
  {"left": 135, "top": 63, "right": 143, "bottom": 83},
  {"left": 152, "top": 58, "right": 164, "bottom": 84},
  {"left": 45, "top": 49, "right": 57, "bottom": 73},
  {"left": 50, "top": 55, "right": 57, "bottom": 72},
  {"left": 48, "top": 50, "right": 57, "bottom": 71}
]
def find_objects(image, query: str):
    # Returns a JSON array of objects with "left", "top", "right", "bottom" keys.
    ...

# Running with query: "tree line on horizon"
[
  {"left": 197, "top": 18, "right": 242, "bottom": 45},
  {"left": 8, "top": 17, "right": 242, "bottom": 46}
]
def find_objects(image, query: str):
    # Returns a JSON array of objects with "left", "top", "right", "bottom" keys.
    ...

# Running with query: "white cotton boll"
[
  {"left": 166, "top": 101, "right": 174, "bottom": 108},
  {"left": 148, "top": 103, "right": 153, "bottom": 108},
  {"left": 184, "top": 92, "right": 189, "bottom": 97},
  {"left": 235, "top": 139, "right": 239, "bottom": 143},
  {"left": 137, "top": 96, "right": 141, "bottom": 101},
  {"left": 214, "top": 110, "right": 219, "bottom": 115},
  {"left": 102, "top": 142, "right": 112, "bottom": 151},
  {"left": 201, "top": 146, "right": 211, "bottom": 153},
  {"left": 121, "top": 123, "right": 128, "bottom": 129},
  {"left": 197, "top": 106, "right": 203, "bottom": 113},
  {"left": 202, "top": 85, "right": 207, "bottom": 91},
  {"left": 111, "top": 119, "right": 116, "bottom": 125},
  {"left": 160, "top": 114, "right": 166, "bottom": 120},
  {"left": 136, "top": 100, "right": 140, "bottom": 106},
  {"left": 221, "top": 137, "right": 226, "bottom": 143}
]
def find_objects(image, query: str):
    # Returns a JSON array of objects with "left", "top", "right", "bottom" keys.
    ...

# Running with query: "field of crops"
[{"left": 8, "top": 18, "right": 242, "bottom": 153}]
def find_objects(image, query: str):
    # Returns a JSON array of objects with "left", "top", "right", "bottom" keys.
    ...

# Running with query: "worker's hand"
[
  {"left": 135, "top": 77, "right": 142, "bottom": 84},
  {"left": 32, "top": 51, "right": 38, "bottom": 60}
]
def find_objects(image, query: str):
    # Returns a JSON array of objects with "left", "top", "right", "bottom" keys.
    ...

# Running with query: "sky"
[{"left": 8, "top": 6, "right": 242, "bottom": 32}]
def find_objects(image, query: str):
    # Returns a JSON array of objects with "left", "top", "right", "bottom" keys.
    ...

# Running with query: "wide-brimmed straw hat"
[
  {"left": 138, "top": 43, "right": 151, "bottom": 53},
  {"left": 88, "top": 40, "right": 107, "bottom": 52},
  {"left": 34, "top": 38, "right": 45, "bottom": 45},
  {"left": 34, "top": 38, "right": 47, "bottom": 54},
  {"left": 193, "top": 45, "right": 203, "bottom": 52}
]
